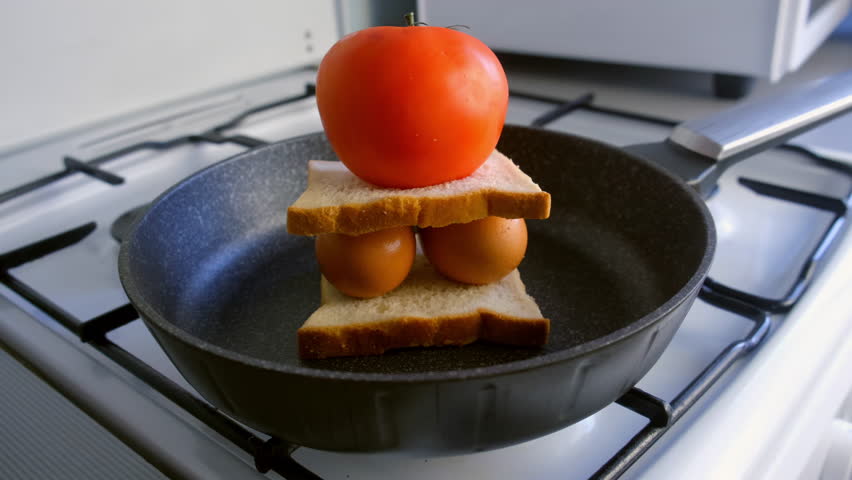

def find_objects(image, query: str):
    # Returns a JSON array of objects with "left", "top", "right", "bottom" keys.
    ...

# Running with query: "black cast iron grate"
[
  {"left": 1, "top": 88, "right": 850, "bottom": 480},
  {"left": 526, "top": 91, "right": 852, "bottom": 317},
  {"left": 0, "top": 84, "right": 315, "bottom": 205}
]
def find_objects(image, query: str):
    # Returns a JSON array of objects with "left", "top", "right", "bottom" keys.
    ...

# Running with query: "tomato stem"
[{"left": 405, "top": 12, "right": 415, "bottom": 26}]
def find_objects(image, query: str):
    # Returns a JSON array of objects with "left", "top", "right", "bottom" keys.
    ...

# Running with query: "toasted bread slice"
[
  {"left": 298, "top": 255, "right": 549, "bottom": 359},
  {"left": 287, "top": 150, "right": 551, "bottom": 236}
]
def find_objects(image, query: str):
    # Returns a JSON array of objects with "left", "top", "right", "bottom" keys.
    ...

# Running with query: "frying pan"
[{"left": 119, "top": 71, "right": 852, "bottom": 454}]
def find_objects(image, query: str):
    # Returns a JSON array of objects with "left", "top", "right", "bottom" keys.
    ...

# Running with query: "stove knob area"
[{"left": 819, "top": 419, "right": 852, "bottom": 480}]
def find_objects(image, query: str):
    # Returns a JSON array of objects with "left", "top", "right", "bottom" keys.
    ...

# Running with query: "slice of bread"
[
  {"left": 298, "top": 255, "right": 549, "bottom": 359},
  {"left": 287, "top": 150, "right": 551, "bottom": 236}
]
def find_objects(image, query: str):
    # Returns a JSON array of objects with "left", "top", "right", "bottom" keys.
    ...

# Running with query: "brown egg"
[
  {"left": 420, "top": 216, "right": 527, "bottom": 285},
  {"left": 315, "top": 226, "right": 415, "bottom": 298}
]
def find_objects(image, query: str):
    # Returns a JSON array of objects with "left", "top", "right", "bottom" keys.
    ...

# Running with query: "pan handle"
[
  {"left": 625, "top": 70, "right": 852, "bottom": 198},
  {"left": 669, "top": 69, "right": 852, "bottom": 161}
]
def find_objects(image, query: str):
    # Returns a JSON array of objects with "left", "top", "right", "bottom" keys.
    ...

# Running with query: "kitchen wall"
[{"left": 0, "top": 1, "right": 339, "bottom": 153}]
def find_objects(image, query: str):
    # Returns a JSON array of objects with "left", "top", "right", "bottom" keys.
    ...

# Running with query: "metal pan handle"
[
  {"left": 670, "top": 70, "right": 852, "bottom": 161},
  {"left": 625, "top": 70, "right": 852, "bottom": 198}
]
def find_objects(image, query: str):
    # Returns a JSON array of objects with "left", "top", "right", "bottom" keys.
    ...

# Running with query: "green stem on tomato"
[{"left": 405, "top": 12, "right": 415, "bottom": 26}]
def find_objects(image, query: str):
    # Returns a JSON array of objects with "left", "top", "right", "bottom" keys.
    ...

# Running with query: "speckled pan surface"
[{"left": 118, "top": 126, "right": 714, "bottom": 452}]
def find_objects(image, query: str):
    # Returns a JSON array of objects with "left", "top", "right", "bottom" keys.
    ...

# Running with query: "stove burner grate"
[
  {"left": 1, "top": 90, "right": 850, "bottom": 479},
  {"left": 0, "top": 84, "right": 316, "bottom": 206}
]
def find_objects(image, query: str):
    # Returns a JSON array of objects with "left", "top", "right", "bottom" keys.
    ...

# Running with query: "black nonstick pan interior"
[
  {"left": 118, "top": 68, "right": 848, "bottom": 451},
  {"left": 124, "top": 125, "right": 708, "bottom": 376}
]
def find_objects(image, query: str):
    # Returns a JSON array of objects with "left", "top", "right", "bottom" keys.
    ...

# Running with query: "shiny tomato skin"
[
  {"left": 315, "top": 226, "right": 416, "bottom": 298},
  {"left": 420, "top": 217, "right": 527, "bottom": 285},
  {"left": 316, "top": 25, "right": 508, "bottom": 188}
]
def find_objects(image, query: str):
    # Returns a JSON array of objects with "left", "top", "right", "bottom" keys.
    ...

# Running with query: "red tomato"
[
  {"left": 420, "top": 217, "right": 527, "bottom": 285},
  {"left": 316, "top": 23, "right": 508, "bottom": 188}
]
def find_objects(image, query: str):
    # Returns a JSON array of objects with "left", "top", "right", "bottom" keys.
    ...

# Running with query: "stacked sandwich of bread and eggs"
[{"left": 287, "top": 15, "right": 552, "bottom": 359}]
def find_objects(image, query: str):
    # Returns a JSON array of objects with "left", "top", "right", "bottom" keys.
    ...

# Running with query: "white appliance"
[
  {"left": 1, "top": 2, "right": 852, "bottom": 480},
  {"left": 419, "top": 0, "right": 852, "bottom": 94}
]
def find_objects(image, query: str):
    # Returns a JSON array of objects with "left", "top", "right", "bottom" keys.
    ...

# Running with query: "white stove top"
[{"left": 2, "top": 46, "right": 852, "bottom": 479}]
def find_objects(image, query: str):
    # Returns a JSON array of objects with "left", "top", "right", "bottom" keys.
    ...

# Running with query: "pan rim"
[{"left": 118, "top": 127, "right": 716, "bottom": 384}]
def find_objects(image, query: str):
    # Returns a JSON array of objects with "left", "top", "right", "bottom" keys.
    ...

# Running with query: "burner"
[{"left": 110, "top": 204, "right": 150, "bottom": 242}]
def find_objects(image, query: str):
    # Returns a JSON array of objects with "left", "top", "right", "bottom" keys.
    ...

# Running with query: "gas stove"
[{"left": 2, "top": 62, "right": 852, "bottom": 480}]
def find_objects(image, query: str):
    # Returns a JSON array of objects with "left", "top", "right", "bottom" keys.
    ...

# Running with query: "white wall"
[{"left": 0, "top": 0, "right": 338, "bottom": 152}]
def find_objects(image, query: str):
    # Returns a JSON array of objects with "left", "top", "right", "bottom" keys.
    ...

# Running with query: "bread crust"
[
  {"left": 297, "top": 310, "right": 550, "bottom": 359},
  {"left": 287, "top": 189, "right": 551, "bottom": 236}
]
